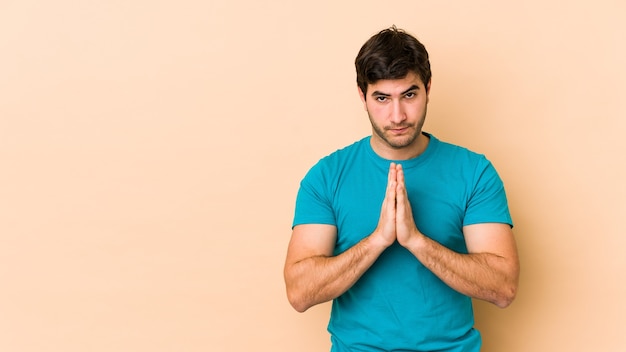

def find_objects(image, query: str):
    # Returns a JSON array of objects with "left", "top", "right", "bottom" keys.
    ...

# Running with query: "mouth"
[{"left": 388, "top": 126, "right": 410, "bottom": 134}]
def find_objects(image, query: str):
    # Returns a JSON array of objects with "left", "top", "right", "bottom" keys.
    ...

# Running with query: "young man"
[{"left": 284, "top": 26, "right": 520, "bottom": 352}]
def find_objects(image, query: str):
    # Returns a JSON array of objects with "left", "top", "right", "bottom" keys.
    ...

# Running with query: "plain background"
[{"left": 1, "top": 0, "right": 625, "bottom": 351}]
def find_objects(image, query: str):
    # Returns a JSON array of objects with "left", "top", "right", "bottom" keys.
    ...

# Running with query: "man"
[{"left": 284, "top": 26, "right": 520, "bottom": 352}]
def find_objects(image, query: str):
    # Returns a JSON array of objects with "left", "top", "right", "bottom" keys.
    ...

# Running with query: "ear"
[
  {"left": 357, "top": 85, "right": 367, "bottom": 110},
  {"left": 425, "top": 79, "right": 432, "bottom": 103}
]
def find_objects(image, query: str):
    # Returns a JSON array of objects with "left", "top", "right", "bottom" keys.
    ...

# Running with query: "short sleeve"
[
  {"left": 463, "top": 158, "right": 513, "bottom": 228},
  {"left": 292, "top": 162, "right": 337, "bottom": 228}
]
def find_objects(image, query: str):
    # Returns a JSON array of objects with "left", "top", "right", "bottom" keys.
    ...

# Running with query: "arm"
[
  {"left": 395, "top": 165, "right": 520, "bottom": 308},
  {"left": 283, "top": 224, "right": 388, "bottom": 312},
  {"left": 403, "top": 223, "right": 519, "bottom": 308},
  {"left": 284, "top": 164, "right": 399, "bottom": 312}
]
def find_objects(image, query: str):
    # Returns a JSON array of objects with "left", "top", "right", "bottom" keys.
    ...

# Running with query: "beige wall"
[{"left": 1, "top": 1, "right": 625, "bottom": 351}]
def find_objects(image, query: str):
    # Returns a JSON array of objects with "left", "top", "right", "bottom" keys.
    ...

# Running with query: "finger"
[
  {"left": 377, "top": 163, "right": 398, "bottom": 245},
  {"left": 388, "top": 162, "right": 397, "bottom": 184},
  {"left": 385, "top": 162, "right": 397, "bottom": 209},
  {"left": 386, "top": 162, "right": 397, "bottom": 194},
  {"left": 396, "top": 164, "right": 406, "bottom": 200},
  {"left": 395, "top": 164, "right": 411, "bottom": 216},
  {"left": 396, "top": 163, "right": 404, "bottom": 186}
]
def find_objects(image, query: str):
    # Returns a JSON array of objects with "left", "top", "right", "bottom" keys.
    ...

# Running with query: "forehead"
[{"left": 367, "top": 71, "right": 424, "bottom": 95}]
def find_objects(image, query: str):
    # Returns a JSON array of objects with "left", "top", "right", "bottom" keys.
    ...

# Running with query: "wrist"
[
  {"left": 369, "top": 230, "right": 394, "bottom": 251},
  {"left": 400, "top": 228, "right": 425, "bottom": 251}
]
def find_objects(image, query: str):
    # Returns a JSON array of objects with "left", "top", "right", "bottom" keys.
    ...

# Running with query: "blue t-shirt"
[{"left": 292, "top": 133, "right": 512, "bottom": 352}]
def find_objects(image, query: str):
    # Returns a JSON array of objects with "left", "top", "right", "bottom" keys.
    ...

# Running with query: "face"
[{"left": 359, "top": 71, "right": 430, "bottom": 157}]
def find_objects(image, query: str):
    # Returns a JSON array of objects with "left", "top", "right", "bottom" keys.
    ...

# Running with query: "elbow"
[
  {"left": 493, "top": 259, "right": 520, "bottom": 308},
  {"left": 290, "top": 300, "right": 310, "bottom": 313},
  {"left": 286, "top": 289, "right": 311, "bottom": 313},
  {"left": 493, "top": 282, "right": 518, "bottom": 309},
  {"left": 284, "top": 270, "right": 309, "bottom": 312},
  {"left": 284, "top": 262, "right": 329, "bottom": 312},
  {"left": 284, "top": 271, "right": 310, "bottom": 312}
]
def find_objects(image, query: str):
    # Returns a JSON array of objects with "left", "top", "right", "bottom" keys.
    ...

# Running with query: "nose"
[{"left": 390, "top": 100, "right": 406, "bottom": 124}]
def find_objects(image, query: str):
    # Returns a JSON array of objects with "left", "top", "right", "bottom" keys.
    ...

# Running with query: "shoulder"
[
  {"left": 426, "top": 135, "right": 501, "bottom": 190},
  {"left": 306, "top": 137, "right": 370, "bottom": 176},
  {"left": 319, "top": 137, "right": 369, "bottom": 163},
  {"left": 293, "top": 138, "right": 370, "bottom": 226},
  {"left": 429, "top": 134, "right": 490, "bottom": 167}
]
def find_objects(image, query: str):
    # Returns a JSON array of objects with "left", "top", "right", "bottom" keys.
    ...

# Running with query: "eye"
[
  {"left": 375, "top": 96, "right": 388, "bottom": 102},
  {"left": 404, "top": 92, "right": 416, "bottom": 99}
]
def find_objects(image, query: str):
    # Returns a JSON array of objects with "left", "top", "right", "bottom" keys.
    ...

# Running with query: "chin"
[{"left": 385, "top": 134, "right": 419, "bottom": 149}]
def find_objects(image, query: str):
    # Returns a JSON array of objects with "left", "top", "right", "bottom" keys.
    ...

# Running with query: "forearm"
[
  {"left": 406, "top": 235, "right": 519, "bottom": 308},
  {"left": 285, "top": 234, "right": 387, "bottom": 312}
]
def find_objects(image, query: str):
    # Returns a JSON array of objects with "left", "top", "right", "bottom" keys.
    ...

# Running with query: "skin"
[
  {"left": 361, "top": 71, "right": 431, "bottom": 160},
  {"left": 284, "top": 72, "right": 520, "bottom": 313}
]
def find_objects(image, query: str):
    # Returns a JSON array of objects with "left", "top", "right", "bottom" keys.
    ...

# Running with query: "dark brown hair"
[{"left": 355, "top": 26, "right": 431, "bottom": 96}]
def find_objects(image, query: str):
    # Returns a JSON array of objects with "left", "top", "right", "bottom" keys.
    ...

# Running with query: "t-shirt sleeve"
[
  {"left": 292, "top": 162, "right": 337, "bottom": 228},
  {"left": 463, "top": 157, "right": 513, "bottom": 228}
]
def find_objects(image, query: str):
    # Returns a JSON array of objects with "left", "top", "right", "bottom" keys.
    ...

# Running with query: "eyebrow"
[{"left": 371, "top": 85, "right": 420, "bottom": 97}]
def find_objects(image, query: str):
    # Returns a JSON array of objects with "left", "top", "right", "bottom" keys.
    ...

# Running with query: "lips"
[{"left": 389, "top": 126, "right": 410, "bottom": 134}]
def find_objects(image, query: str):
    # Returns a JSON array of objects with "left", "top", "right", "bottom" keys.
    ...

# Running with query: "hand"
[
  {"left": 394, "top": 164, "right": 422, "bottom": 248},
  {"left": 372, "top": 163, "right": 398, "bottom": 248}
]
